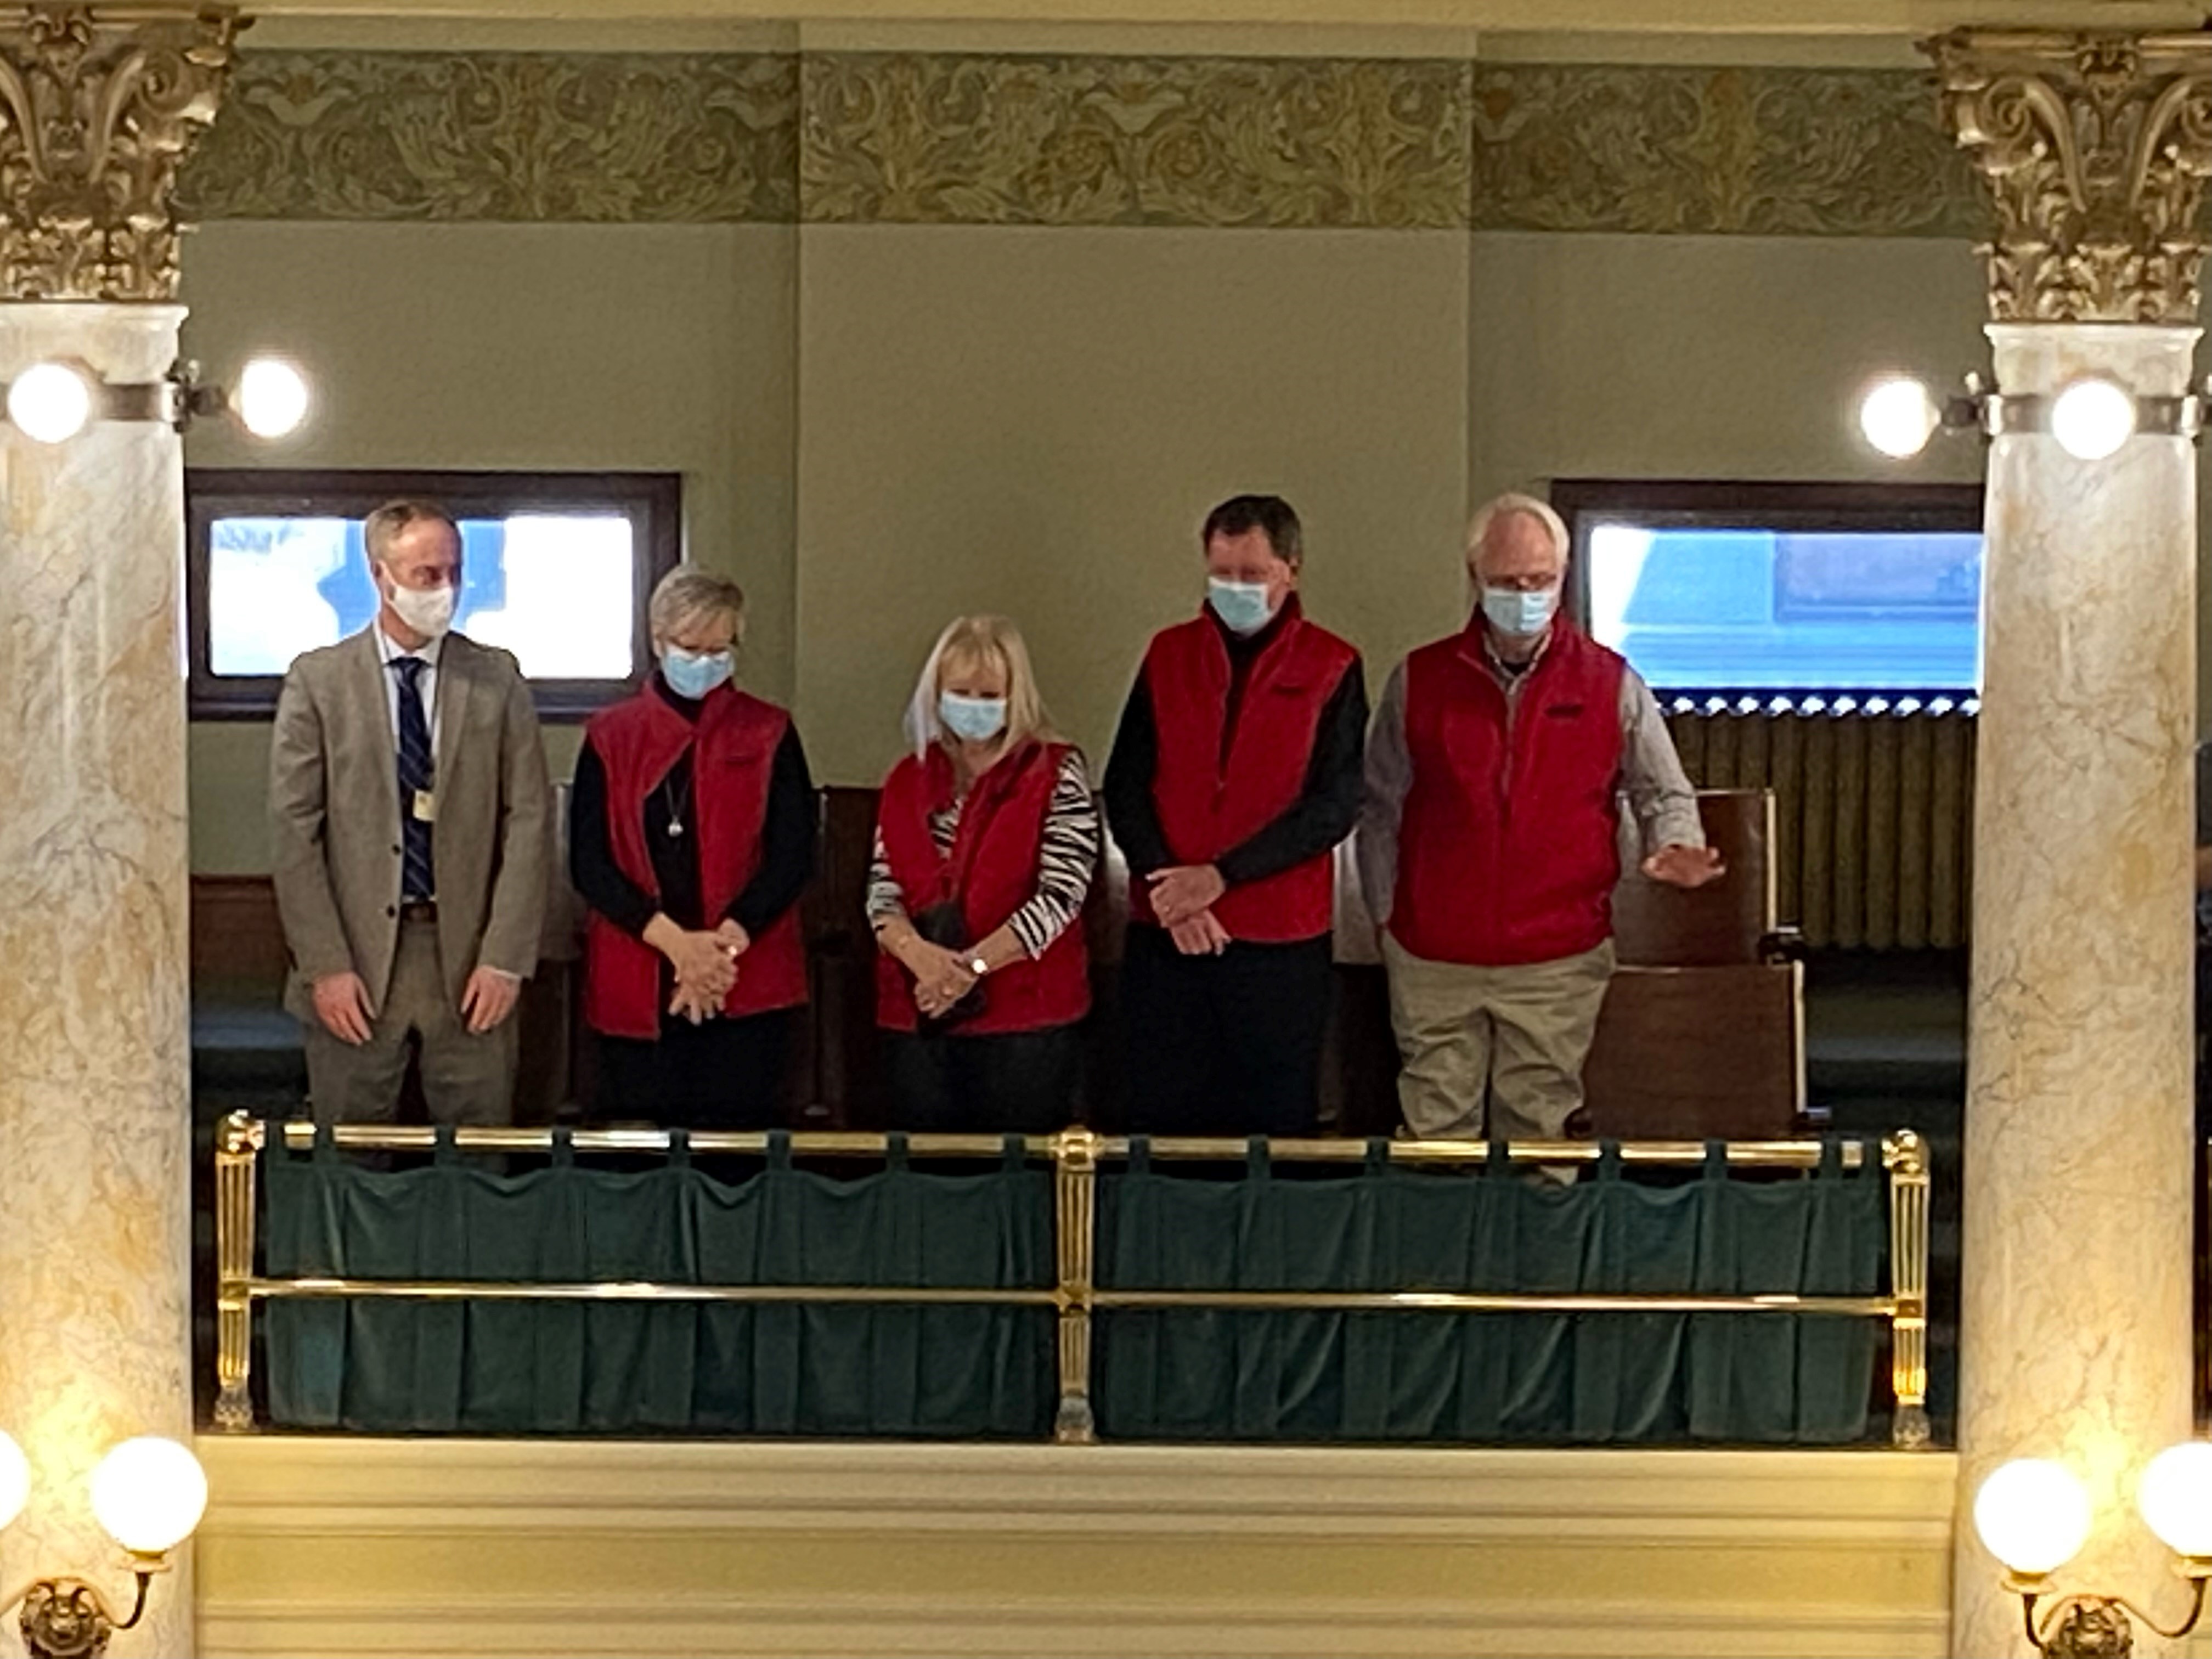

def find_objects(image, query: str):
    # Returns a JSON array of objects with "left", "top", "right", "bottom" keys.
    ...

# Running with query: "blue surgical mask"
[
  {"left": 661, "top": 646, "right": 733, "bottom": 700},
  {"left": 1481, "top": 585, "right": 1558, "bottom": 639},
  {"left": 1207, "top": 578, "right": 1277, "bottom": 637},
  {"left": 938, "top": 690, "right": 1008, "bottom": 743},
  {"left": 939, "top": 691, "right": 1008, "bottom": 743}
]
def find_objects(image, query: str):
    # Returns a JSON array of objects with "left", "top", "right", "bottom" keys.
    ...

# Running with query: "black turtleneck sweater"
[
  {"left": 568, "top": 675, "right": 816, "bottom": 939},
  {"left": 1102, "top": 606, "right": 1368, "bottom": 887}
]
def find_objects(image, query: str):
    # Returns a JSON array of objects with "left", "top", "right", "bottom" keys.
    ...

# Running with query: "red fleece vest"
[
  {"left": 874, "top": 741, "right": 1092, "bottom": 1036},
  {"left": 582, "top": 685, "right": 809, "bottom": 1038},
  {"left": 1389, "top": 622, "right": 1627, "bottom": 967},
  {"left": 1132, "top": 600, "right": 1357, "bottom": 944}
]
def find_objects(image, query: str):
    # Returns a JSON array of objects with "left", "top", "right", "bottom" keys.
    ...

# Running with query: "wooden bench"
[{"left": 191, "top": 788, "right": 1807, "bottom": 1139}]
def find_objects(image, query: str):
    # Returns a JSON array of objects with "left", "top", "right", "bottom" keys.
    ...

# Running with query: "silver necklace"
[{"left": 659, "top": 767, "right": 693, "bottom": 838}]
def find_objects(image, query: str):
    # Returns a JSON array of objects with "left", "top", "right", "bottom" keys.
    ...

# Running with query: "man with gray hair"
[
  {"left": 1356, "top": 492, "right": 1721, "bottom": 1143},
  {"left": 269, "top": 498, "right": 552, "bottom": 1125}
]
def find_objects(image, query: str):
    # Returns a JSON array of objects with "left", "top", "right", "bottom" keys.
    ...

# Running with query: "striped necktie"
[{"left": 390, "top": 656, "right": 436, "bottom": 901}]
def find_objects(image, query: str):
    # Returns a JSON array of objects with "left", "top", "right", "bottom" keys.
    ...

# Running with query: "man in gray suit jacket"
[{"left": 270, "top": 499, "right": 553, "bottom": 1124}]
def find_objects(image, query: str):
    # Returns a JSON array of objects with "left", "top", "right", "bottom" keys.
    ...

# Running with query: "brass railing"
[{"left": 213, "top": 1115, "right": 1933, "bottom": 1447}]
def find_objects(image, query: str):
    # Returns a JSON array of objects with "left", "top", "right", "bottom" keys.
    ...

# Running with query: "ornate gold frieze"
[
  {"left": 800, "top": 53, "right": 1471, "bottom": 230},
  {"left": 1469, "top": 63, "right": 1977, "bottom": 237},
  {"left": 179, "top": 48, "right": 797, "bottom": 223},
  {"left": 179, "top": 48, "right": 1992, "bottom": 237},
  {"left": 1928, "top": 30, "right": 2212, "bottom": 324},
  {"left": 0, "top": 4, "right": 238, "bottom": 301}
]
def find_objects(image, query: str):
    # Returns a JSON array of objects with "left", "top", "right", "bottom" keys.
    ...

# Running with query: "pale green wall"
[
  {"left": 1465, "top": 233, "right": 1988, "bottom": 496},
  {"left": 178, "top": 220, "right": 797, "bottom": 873},
  {"left": 792, "top": 223, "right": 1472, "bottom": 785},
  {"left": 179, "top": 216, "right": 2157, "bottom": 873}
]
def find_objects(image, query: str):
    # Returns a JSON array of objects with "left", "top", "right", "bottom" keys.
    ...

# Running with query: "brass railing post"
[
  {"left": 213, "top": 1110, "right": 263, "bottom": 1431},
  {"left": 1051, "top": 1127, "right": 1100, "bottom": 1443},
  {"left": 1884, "top": 1128, "right": 1932, "bottom": 1448}
]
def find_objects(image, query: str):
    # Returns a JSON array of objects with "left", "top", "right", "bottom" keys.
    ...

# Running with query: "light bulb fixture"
[
  {"left": 1975, "top": 1448, "right": 2212, "bottom": 1658},
  {"left": 0, "top": 357, "right": 319, "bottom": 442},
  {"left": 2049, "top": 376, "right": 2137, "bottom": 461},
  {"left": 5, "top": 362, "right": 94, "bottom": 444},
  {"left": 1855, "top": 369, "right": 2208, "bottom": 465},
  {"left": 89, "top": 1436, "right": 206, "bottom": 1558},
  {"left": 2140, "top": 1442, "right": 2212, "bottom": 1560},
  {"left": 168, "top": 356, "right": 317, "bottom": 439},
  {"left": 232, "top": 355, "right": 311, "bottom": 439},
  {"left": 1976, "top": 1459, "right": 2094, "bottom": 1577},
  {"left": 0, "top": 1430, "right": 205, "bottom": 1659},
  {"left": 1857, "top": 375, "right": 1943, "bottom": 459}
]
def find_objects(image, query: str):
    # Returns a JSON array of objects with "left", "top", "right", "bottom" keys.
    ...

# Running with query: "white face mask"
[{"left": 385, "top": 578, "right": 455, "bottom": 641}]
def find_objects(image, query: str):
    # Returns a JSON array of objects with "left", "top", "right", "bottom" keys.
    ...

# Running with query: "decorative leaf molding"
[
  {"left": 0, "top": 4, "right": 239, "bottom": 301},
  {"left": 182, "top": 48, "right": 1988, "bottom": 238},
  {"left": 1930, "top": 30, "right": 2212, "bottom": 323},
  {"left": 179, "top": 49, "right": 797, "bottom": 223}
]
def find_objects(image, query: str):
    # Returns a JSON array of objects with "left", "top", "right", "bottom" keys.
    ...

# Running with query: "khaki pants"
[
  {"left": 302, "top": 916, "right": 518, "bottom": 1126},
  {"left": 1382, "top": 934, "right": 1615, "bottom": 1140}
]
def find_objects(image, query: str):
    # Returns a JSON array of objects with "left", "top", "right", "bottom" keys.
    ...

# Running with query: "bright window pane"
[
  {"left": 207, "top": 512, "right": 635, "bottom": 680},
  {"left": 1586, "top": 522, "right": 1983, "bottom": 693}
]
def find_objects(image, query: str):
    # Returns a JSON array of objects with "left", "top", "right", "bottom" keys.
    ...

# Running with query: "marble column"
[
  {"left": 1956, "top": 322, "right": 2199, "bottom": 1657},
  {"left": 0, "top": 10, "right": 235, "bottom": 1657},
  {"left": 1931, "top": 32, "right": 2212, "bottom": 1659},
  {"left": 0, "top": 304, "right": 196, "bottom": 1658}
]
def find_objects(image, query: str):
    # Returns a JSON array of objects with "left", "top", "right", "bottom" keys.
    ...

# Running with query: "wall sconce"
[
  {"left": 0, "top": 1430, "right": 207, "bottom": 1659},
  {"left": 1974, "top": 1444, "right": 2212, "bottom": 1657},
  {"left": 0, "top": 353, "right": 312, "bottom": 445},
  {"left": 1855, "top": 371, "right": 2203, "bottom": 462}
]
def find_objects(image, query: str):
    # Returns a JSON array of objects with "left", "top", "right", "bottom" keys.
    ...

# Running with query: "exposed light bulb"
[
  {"left": 235, "top": 356, "right": 310, "bottom": 439},
  {"left": 7, "top": 362, "right": 93, "bottom": 444},
  {"left": 1858, "top": 376, "right": 1940, "bottom": 459},
  {"left": 1974, "top": 1458, "right": 2093, "bottom": 1578},
  {"left": 90, "top": 1436, "right": 206, "bottom": 1558},
  {"left": 2050, "top": 376, "right": 2136, "bottom": 461},
  {"left": 2141, "top": 1442, "right": 2212, "bottom": 1560},
  {"left": 0, "top": 1431, "right": 26, "bottom": 1532}
]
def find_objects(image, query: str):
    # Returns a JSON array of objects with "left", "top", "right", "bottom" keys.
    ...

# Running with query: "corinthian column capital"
[
  {"left": 1927, "top": 30, "right": 2212, "bottom": 325},
  {"left": 0, "top": 4, "right": 238, "bottom": 303}
]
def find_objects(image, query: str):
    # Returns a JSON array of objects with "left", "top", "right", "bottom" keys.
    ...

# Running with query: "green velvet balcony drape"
[
  {"left": 265, "top": 1128, "right": 1056, "bottom": 1435},
  {"left": 262, "top": 1130, "right": 1883, "bottom": 1443},
  {"left": 1096, "top": 1141, "right": 1882, "bottom": 1443}
]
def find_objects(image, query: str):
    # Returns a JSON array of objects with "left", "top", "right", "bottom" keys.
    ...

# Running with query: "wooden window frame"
[
  {"left": 185, "top": 469, "right": 682, "bottom": 722},
  {"left": 1548, "top": 478, "right": 1986, "bottom": 701}
]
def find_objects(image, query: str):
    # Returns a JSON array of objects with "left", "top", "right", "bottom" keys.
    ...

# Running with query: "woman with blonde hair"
[
  {"left": 868, "top": 616, "right": 1098, "bottom": 1130},
  {"left": 570, "top": 566, "right": 815, "bottom": 1127}
]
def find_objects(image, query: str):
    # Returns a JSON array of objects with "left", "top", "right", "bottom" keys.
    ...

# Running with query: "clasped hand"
[
  {"left": 1167, "top": 910, "right": 1231, "bottom": 956},
  {"left": 667, "top": 919, "right": 749, "bottom": 1025},
  {"left": 1148, "top": 864, "right": 1232, "bottom": 955},
  {"left": 1148, "top": 863, "right": 1226, "bottom": 928},
  {"left": 906, "top": 940, "right": 977, "bottom": 1020}
]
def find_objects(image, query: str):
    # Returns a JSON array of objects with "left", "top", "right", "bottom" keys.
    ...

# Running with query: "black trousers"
[
  {"left": 591, "top": 1008, "right": 792, "bottom": 1131},
  {"left": 886, "top": 1024, "right": 1082, "bottom": 1135},
  {"left": 1120, "top": 926, "right": 1333, "bottom": 1137}
]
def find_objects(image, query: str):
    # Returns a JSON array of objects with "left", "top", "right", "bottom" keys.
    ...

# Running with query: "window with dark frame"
[
  {"left": 185, "top": 470, "right": 682, "bottom": 721},
  {"left": 1549, "top": 479, "right": 1986, "bottom": 702}
]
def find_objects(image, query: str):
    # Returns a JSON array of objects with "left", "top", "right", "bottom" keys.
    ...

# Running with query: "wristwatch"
[{"left": 967, "top": 954, "right": 990, "bottom": 979}]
